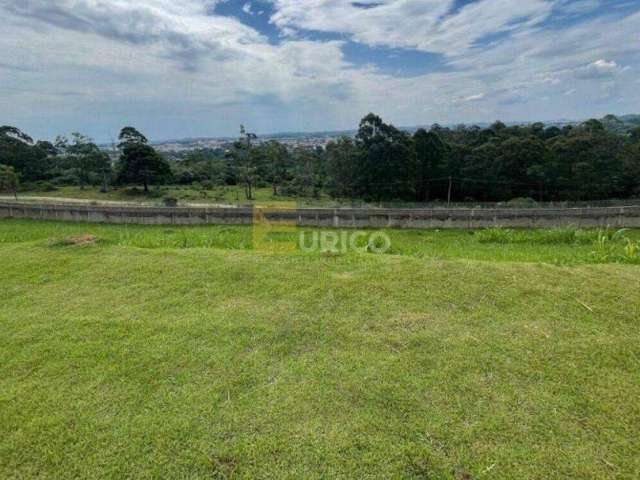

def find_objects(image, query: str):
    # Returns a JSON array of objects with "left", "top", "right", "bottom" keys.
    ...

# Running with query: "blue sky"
[{"left": 1, "top": 0, "right": 639, "bottom": 142}]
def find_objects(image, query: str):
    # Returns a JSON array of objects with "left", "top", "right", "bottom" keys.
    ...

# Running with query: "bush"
[
  {"left": 476, "top": 228, "right": 519, "bottom": 244},
  {"left": 163, "top": 196, "right": 178, "bottom": 207},
  {"left": 124, "top": 187, "right": 143, "bottom": 196},
  {"left": 535, "top": 227, "right": 595, "bottom": 245},
  {"left": 147, "top": 190, "right": 164, "bottom": 199},
  {"left": 51, "top": 174, "right": 78, "bottom": 186},
  {"left": 23, "top": 181, "right": 58, "bottom": 192},
  {"left": 590, "top": 229, "right": 639, "bottom": 264},
  {"left": 507, "top": 197, "right": 538, "bottom": 207}
]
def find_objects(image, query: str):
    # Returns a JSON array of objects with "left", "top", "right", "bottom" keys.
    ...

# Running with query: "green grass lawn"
[
  {"left": 1, "top": 220, "right": 639, "bottom": 478},
  {"left": 13, "top": 186, "right": 338, "bottom": 208}
]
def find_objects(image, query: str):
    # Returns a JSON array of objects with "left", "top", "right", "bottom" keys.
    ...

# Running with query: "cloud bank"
[{"left": 1, "top": 0, "right": 639, "bottom": 141}]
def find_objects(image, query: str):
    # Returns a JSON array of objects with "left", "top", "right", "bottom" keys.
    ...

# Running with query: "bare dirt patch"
[{"left": 48, "top": 234, "right": 98, "bottom": 247}]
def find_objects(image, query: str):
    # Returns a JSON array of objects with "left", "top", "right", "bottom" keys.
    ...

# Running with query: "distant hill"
[
  {"left": 620, "top": 114, "right": 640, "bottom": 126},
  {"left": 103, "top": 114, "right": 637, "bottom": 152},
  {"left": 599, "top": 114, "right": 640, "bottom": 134}
]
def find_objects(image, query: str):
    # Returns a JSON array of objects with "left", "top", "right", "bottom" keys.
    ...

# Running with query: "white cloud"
[
  {"left": 463, "top": 93, "right": 486, "bottom": 102},
  {"left": 269, "top": 0, "right": 555, "bottom": 56},
  {"left": 0, "top": 0, "right": 639, "bottom": 141},
  {"left": 576, "top": 59, "right": 624, "bottom": 79},
  {"left": 591, "top": 59, "right": 618, "bottom": 70}
]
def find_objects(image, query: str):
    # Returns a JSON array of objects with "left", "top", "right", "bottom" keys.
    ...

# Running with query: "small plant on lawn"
[
  {"left": 536, "top": 227, "right": 597, "bottom": 245},
  {"left": 476, "top": 227, "right": 519, "bottom": 244},
  {"left": 590, "top": 229, "right": 638, "bottom": 263},
  {"left": 623, "top": 238, "right": 640, "bottom": 262}
]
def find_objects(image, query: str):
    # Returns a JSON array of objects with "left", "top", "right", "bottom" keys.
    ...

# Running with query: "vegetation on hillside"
[{"left": 1, "top": 114, "right": 640, "bottom": 204}]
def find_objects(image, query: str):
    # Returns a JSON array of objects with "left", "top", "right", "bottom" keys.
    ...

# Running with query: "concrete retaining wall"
[{"left": 1, "top": 201, "right": 640, "bottom": 229}]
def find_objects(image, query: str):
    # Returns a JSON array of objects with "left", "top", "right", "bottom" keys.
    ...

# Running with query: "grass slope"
[
  {"left": 12, "top": 186, "right": 331, "bottom": 208},
  {"left": 1, "top": 221, "right": 639, "bottom": 478}
]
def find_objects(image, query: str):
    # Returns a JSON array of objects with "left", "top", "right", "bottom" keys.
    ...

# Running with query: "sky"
[{"left": 1, "top": 0, "right": 640, "bottom": 143}]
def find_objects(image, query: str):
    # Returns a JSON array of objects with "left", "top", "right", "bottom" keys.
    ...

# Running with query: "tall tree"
[
  {"left": 356, "top": 113, "right": 414, "bottom": 201},
  {"left": 0, "top": 164, "right": 19, "bottom": 199},
  {"left": 228, "top": 126, "right": 260, "bottom": 200},
  {"left": 493, "top": 136, "right": 546, "bottom": 199},
  {"left": 413, "top": 129, "right": 447, "bottom": 202},
  {"left": 118, "top": 127, "right": 148, "bottom": 148},
  {"left": 0, "top": 126, "right": 49, "bottom": 182},
  {"left": 117, "top": 127, "right": 170, "bottom": 192},
  {"left": 55, "top": 133, "right": 111, "bottom": 190},
  {"left": 326, "top": 137, "right": 360, "bottom": 199},
  {"left": 286, "top": 147, "right": 325, "bottom": 198},
  {"left": 264, "top": 141, "right": 290, "bottom": 196},
  {"left": 118, "top": 143, "right": 171, "bottom": 192}
]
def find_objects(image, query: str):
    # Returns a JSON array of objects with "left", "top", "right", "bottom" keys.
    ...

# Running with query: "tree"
[
  {"left": 264, "top": 141, "right": 290, "bottom": 196},
  {"left": 621, "top": 142, "right": 640, "bottom": 197},
  {"left": 326, "top": 137, "right": 360, "bottom": 199},
  {"left": 227, "top": 126, "right": 260, "bottom": 200},
  {"left": 118, "top": 143, "right": 171, "bottom": 192},
  {"left": 55, "top": 133, "right": 111, "bottom": 190},
  {"left": 0, "top": 126, "right": 33, "bottom": 144},
  {"left": 116, "top": 127, "right": 170, "bottom": 192},
  {"left": 118, "top": 127, "right": 148, "bottom": 148},
  {"left": 174, "top": 149, "right": 227, "bottom": 186},
  {"left": 355, "top": 113, "right": 414, "bottom": 201},
  {"left": 547, "top": 124, "right": 624, "bottom": 200},
  {"left": 0, "top": 164, "right": 19, "bottom": 199},
  {"left": 413, "top": 129, "right": 447, "bottom": 202},
  {"left": 493, "top": 136, "right": 546, "bottom": 199},
  {"left": 0, "top": 126, "right": 49, "bottom": 182},
  {"left": 285, "top": 147, "right": 325, "bottom": 198}
]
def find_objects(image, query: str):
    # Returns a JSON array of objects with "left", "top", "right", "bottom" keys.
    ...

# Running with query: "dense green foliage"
[
  {"left": 0, "top": 164, "right": 19, "bottom": 199},
  {"left": 115, "top": 126, "right": 172, "bottom": 192},
  {"left": 2, "top": 113, "right": 639, "bottom": 203},
  {"left": 54, "top": 133, "right": 111, "bottom": 191},
  {"left": 1, "top": 220, "right": 639, "bottom": 478}
]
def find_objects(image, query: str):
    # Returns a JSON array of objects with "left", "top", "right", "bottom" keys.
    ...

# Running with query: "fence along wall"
[{"left": 1, "top": 201, "right": 640, "bottom": 229}]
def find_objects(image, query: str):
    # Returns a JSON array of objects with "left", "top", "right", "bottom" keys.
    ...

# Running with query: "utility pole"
[{"left": 447, "top": 176, "right": 453, "bottom": 207}]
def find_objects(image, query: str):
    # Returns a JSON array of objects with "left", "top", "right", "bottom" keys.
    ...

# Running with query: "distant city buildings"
[{"left": 150, "top": 132, "right": 355, "bottom": 154}]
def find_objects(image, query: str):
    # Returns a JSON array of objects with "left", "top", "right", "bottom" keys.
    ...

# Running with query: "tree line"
[{"left": 1, "top": 113, "right": 639, "bottom": 203}]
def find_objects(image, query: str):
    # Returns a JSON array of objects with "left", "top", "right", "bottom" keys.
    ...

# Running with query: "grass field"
[
  {"left": 12, "top": 186, "right": 335, "bottom": 208},
  {"left": 1, "top": 220, "right": 639, "bottom": 478}
]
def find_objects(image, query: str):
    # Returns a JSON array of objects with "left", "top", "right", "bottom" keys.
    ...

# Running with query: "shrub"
[
  {"left": 590, "top": 229, "right": 639, "bottom": 263},
  {"left": 163, "top": 196, "right": 178, "bottom": 207},
  {"left": 124, "top": 187, "right": 143, "bottom": 196},
  {"left": 476, "top": 228, "right": 519, "bottom": 244},
  {"left": 23, "top": 181, "right": 58, "bottom": 192},
  {"left": 535, "top": 227, "right": 598, "bottom": 245},
  {"left": 147, "top": 189, "right": 164, "bottom": 199},
  {"left": 624, "top": 239, "right": 639, "bottom": 261},
  {"left": 507, "top": 197, "right": 538, "bottom": 207}
]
